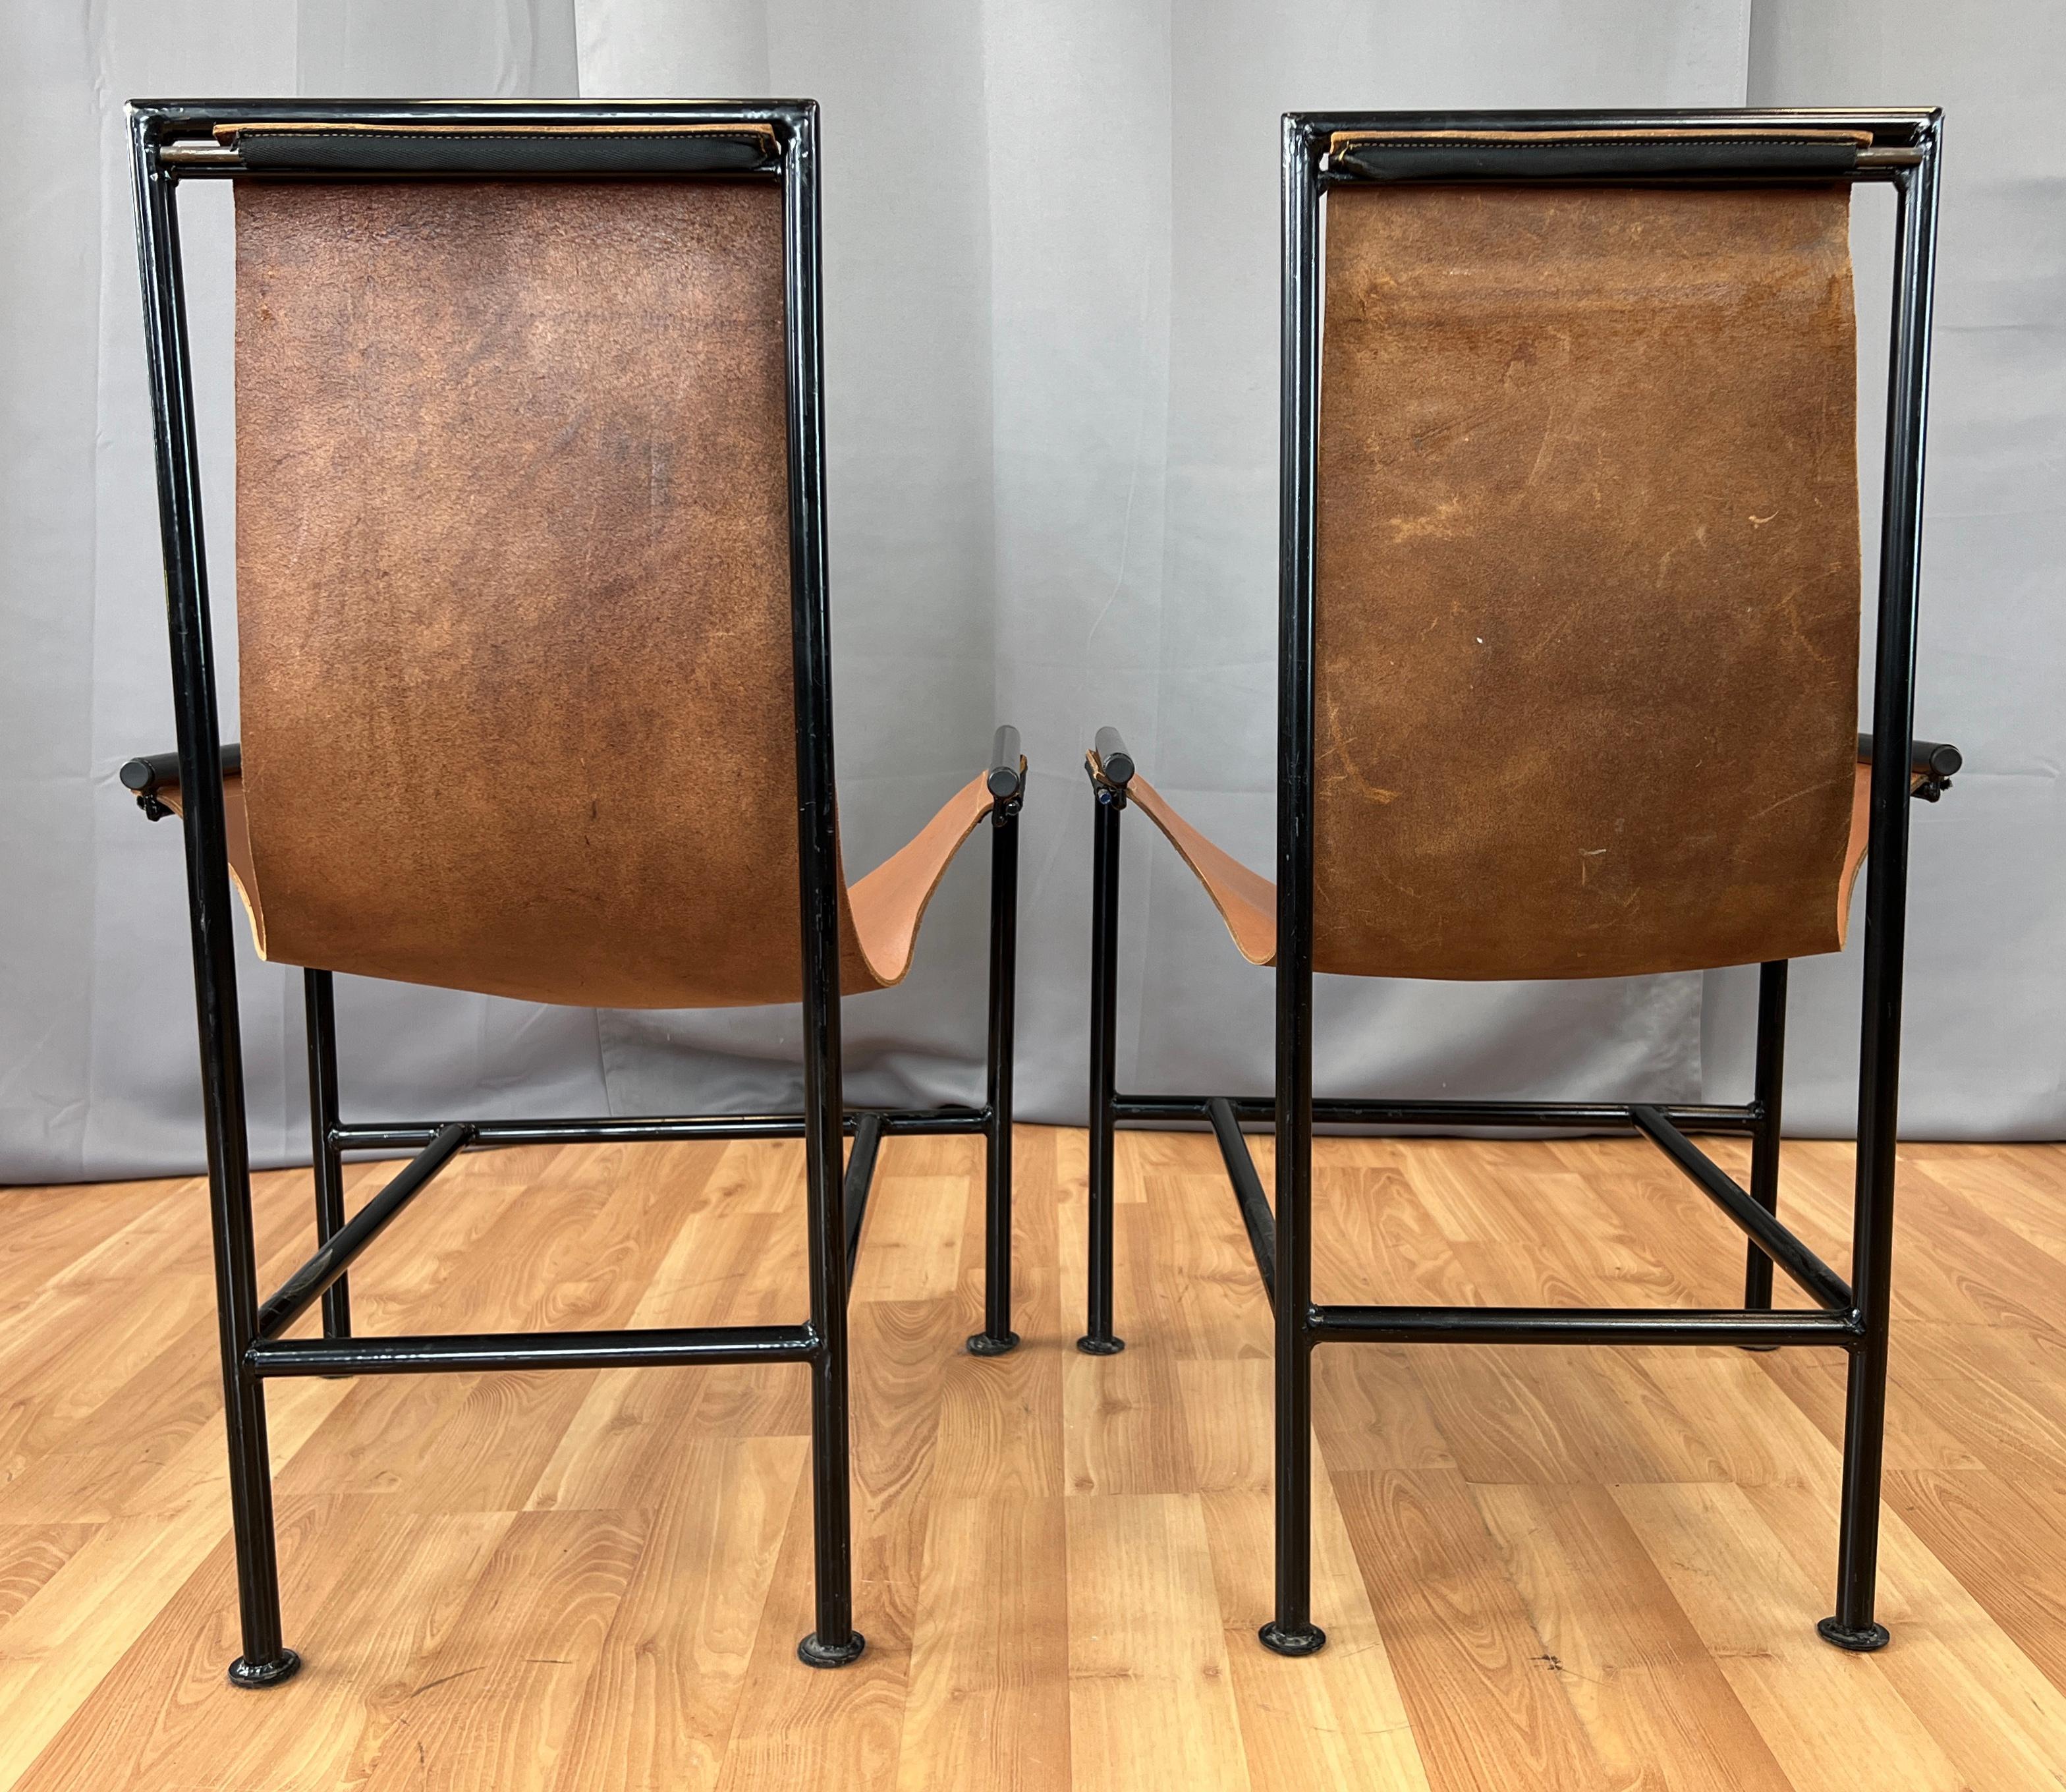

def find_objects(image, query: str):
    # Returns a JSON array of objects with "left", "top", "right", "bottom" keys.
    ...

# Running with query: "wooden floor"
[{"left": 3, "top": 1126, "right": 2066, "bottom": 1789}]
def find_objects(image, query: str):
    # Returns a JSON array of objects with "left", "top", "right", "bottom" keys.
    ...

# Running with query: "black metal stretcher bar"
[
  {"left": 261, "top": 1094, "right": 912, "bottom": 1345},
  {"left": 1307, "top": 1306, "right": 1861, "bottom": 1349},
  {"left": 255, "top": 1121, "right": 472, "bottom": 1339},
  {"left": 1195, "top": 1093, "right": 1853, "bottom": 1323},
  {"left": 1113, "top": 1093, "right": 1763, "bottom": 1135},
  {"left": 1208, "top": 1098, "right": 1277, "bottom": 1308},
  {"left": 246, "top": 1323, "right": 822, "bottom": 1378},
  {"left": 1629, "top": 1104, "right": 1853, "bottom": 1310},
  {"left": 329, "top": 1106, "right": 991, "bottom": 1153},
  {"left": 843, "top": 1111, "right": 883, "bottom": 1281}
]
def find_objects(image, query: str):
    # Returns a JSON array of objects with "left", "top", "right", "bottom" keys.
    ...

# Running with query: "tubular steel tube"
[
  {"left": 782, "top": 103, "right": 862, "bottom": 1672},
  {"left": 1092, "top": 726, "right": 1134, "bottom": 787},
  {"left": 330, "top": 1106, "right": 990, "bottom": 1154},
  {"left": 1261, "top": 115, "right": 1327, "bottom": 1661},
  {"left": 1310, "top": 1304, "right": 1861, "bottom": 1350},
  {"left": 1108, "top": 1095, "right": 1760, "bottom": 1134},
  {"left": 1080, "top": 787, "right": 1126, "bottom": 1355},
  {"left": 1297, "top": 1098, "right": 1760, "bottom": 1133},
  {"left": 246, "top": 1324, "right": 820, "bottom": 1378},
  {"left": 302, "top": 970, "right": 351, "bottom": 1340},
  {"left": 1857, "top": 731, "right": 1962, "bottom": 783},
  {"left": 1745, "top": 961, "right": 1790, "bottom": 1312},
  {"left": 1110, "top": 1095, "right": 1215, "bottom": 1122},
  {"left": 878, "top": 1107, "right": 990, "bottom": 1135},
  {"left": 842, "top": 1112, "right": 883, "bottom": 1287},
  {"left": 256, "top": 1123, "right": 473, "bottom": 1340},
  {"left": 132, "top": 108, "right": 297, "bottom": 1689},
  {"left": 1208, "top": 1098, "right": 1276, "bottom": 1308},
  {"left": 121, "top": 741, "right": 240, "bottom": 795},
  {"left": 970, "top": 795, "right": 1022, "bottom": 1354},
  {"left": 1828, "top": 122, "right": 1941, "bottom": 1655},
  {"left": 988, "top": 725, "right": 1024, "bottom": 800},
  {"left": 1629, "top": 1106, "right": 1851, "bottom": 1312}
]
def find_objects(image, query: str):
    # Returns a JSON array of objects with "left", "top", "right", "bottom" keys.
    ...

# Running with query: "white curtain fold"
[{"left": 1, "top": 0, "right": 2058, "bottom": 1182}]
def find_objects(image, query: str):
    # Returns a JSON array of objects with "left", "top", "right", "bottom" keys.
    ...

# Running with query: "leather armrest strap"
[
  {"left": 846, "top": 772, "right": 1001, "bottom": 988},
  {"left": 144, "top": 770, "right": 269, "bottom": 954},
  {"left": 1122, "top": 773, "right": 1277, "bottom": 968}
]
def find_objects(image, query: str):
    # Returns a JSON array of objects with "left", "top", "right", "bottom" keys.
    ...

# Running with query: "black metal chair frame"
[
  {"left": 126, "top": 96, "right": 1023, "bottom": 1686},
  {"left": 1078, "top": 107, "right": 1949, "bottom": 1659}
]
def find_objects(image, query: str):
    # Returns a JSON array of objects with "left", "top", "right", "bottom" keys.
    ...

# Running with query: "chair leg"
[
  {"left": 1822, "top": 991, "right": 1899, "bottom": 1654},
  {"left": 970, "top": 800, "right": 1022, "bottom": 1356},
  {"left": 1741, "top": 959, "right": 1788, "bottom": 1341},
  {"left": 1079, "top": 788, "right": 1125, "bottom": 1355},
  {"left": 200, "top": 1016, "right": 298, "bottom": 1686},
  {"left": 798, "top": 1344, "right": 864, "bottom": 1666},
  {"left": 1260, "top": 966, "right": 1325, "bottom": 1656},
  {"left": 302, "top": 969, "right": 351, "bottom": 1341},
  {"left": 1822, "top": 1332, "right": 1894, "bottom": 1652},
  {"left": 1822, "top": 812, "right": 1908, "bottom": 1652},
  {"left": 796, "top": 943, "right": 864, "bottom": 1667}
]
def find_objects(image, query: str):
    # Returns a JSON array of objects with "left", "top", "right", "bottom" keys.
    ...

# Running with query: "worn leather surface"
[
  {"left": 1312, "top": 181, "right": 1862, "bottom": 980},
  {"left": 1114, "top": 756, "right": 1885, "bottom": 972},
  {"left": 158, "top": 773, "right": 267, "bottom": 949},
  {"left": 235, "top": 180, "right": 984, "bottom": 1008}
]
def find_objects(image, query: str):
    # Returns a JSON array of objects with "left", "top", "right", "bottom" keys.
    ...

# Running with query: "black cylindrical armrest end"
[
  {"left": 1857, "top": 732, "right": 1963, "bottom": 794},
  {"left": 988, "top": 725, "right": 1024, "bottom": 800},
  {"left": 1092, "top": 727, "right": 1134, "bottom": 787},
  {"left": 1918, "top": 740, "right": 1963, "bottom": 781},
  {"left": 119, "top": 742, "right": 242, "bottom": 797}
]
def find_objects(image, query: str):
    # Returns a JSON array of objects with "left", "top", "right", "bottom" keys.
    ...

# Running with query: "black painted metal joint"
[
  {"left": 121, "top": 741, "right": 240, "bottom": 819},
  {"left": 1858, "top": 731, "right": 1963, "bottom": 801},
  {"left": 1086, "top": 725, "right": 1134, "bottom": 810},
  {"left": 988, "top": 723, "right": 1026, "bottom": 823}
]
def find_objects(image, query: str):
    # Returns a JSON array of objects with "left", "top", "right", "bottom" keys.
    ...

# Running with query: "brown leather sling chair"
[
  {"left": 1076, "top": 110, "right": 1957, "bottom": 1658},
  {"left": 122, "top": 99, "right": 1021, "bottom": 1683}
]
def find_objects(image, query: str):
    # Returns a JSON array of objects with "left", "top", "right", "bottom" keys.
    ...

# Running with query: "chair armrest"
[
  {"left": 988, "top": 725, "right": 1026, "bottom": 808},
  {"left": 1081, "top": 725, "right": 1274, "bottom": 966},
  {"left": 1857, "top": 732, "right": 1962, "bottom": 801},
  {"left": 1089, "top": 726, "right": 1135, "bottom": 790},
  {"left": 119, "top": 742, "right": 241, "bottom": 819},
  {"left": 847, "top": 731, "right": 1026, "bottom": 987}
]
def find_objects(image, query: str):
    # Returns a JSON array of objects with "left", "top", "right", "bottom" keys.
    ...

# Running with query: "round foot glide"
[
  {"left": 797, "top": 1630, "right": 868, "bottom": 1669},
  {"left": 966, "top": 1330, "right": 1020, "bottom": 1357},
  {"left": 1738, "top": 1344, "right": 1781, "bottom": 1354},
  {"left": 1076, "top": 1335, "right": 1125, "bottom": 1356},
  {"left": 1258, "top": 1621, "right": 1327, "bottom": 1658},
  {"left": 1817, "top": 1617, "right": 1891, "bottom": 1653},
  {"left": 227, "top": 1648, "right": 303, "bottom": 1689}
]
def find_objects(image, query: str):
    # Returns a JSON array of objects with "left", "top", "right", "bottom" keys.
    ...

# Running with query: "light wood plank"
[
  {"left": 1611, "top": 1480, "right": 1965, "bottom": 1792},
  {"left": 1065, "top": 1492, "right": 1250, "bottom": 1792},
  {"left": 898, "top": 1496, "right": 1071, "bottom": 1792},
  {"left": 2, "top": 1129, "right": 2065, "bottom": 1790}
]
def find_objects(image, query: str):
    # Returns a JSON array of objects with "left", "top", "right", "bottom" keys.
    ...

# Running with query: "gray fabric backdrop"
[{"left": 3, "top": 0, "right": 2059, "bottom": 1184}]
